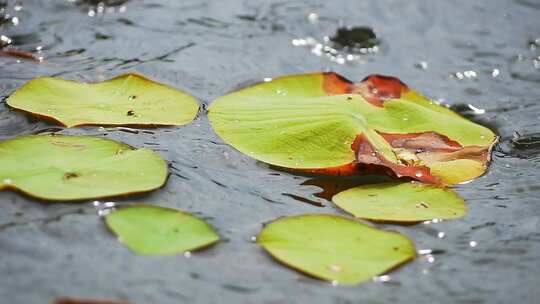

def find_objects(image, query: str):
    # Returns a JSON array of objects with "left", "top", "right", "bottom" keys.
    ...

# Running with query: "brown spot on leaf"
[
  {"left": 380, "top": 132, "right": 463, "bottom": 153},
  {"left": 63, "top": 172, "right": 80, "bottom": 180}
]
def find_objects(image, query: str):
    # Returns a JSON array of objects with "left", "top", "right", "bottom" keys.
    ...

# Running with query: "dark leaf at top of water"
[{"left": 330, "top": 26, "right": 379, "bottom": 50}]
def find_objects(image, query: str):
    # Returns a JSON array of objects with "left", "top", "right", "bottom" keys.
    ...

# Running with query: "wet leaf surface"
[
  {"left": 7, "top": 73, "right": 199, "bottom": 127},
  {"left": 105, "top": 205, "right": 219, "bottom": 255},
  {"left": 257, "top": 214, "right": 416, "bottom": 285},
  {"left": 332, "top": 182, "right": 466, "bottom": 223},
  {"left": 0, "top": 135, "right": 168, "bottom": 201},
  {"left": 208, "top": 72, "right": 497, "bottom": 185}
]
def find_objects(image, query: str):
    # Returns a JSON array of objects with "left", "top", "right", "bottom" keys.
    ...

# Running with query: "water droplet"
[
  {"left": 250, "top": 236, "right": 257, "bottom": 242},
  {"left": 263, "top": 77, "right": 272, "bottom": 82},
  {"left": 415, "top": 172, "right": 423, "bottom": 178},
  {"left": 307, "top": 13, "right": 319, "bottom": 24},
  {"left": 491, "top": 68, "right": 500, "bottom": 77},
  {"left": 3, "top": 178, "right": 13, "bottom": 184},
  {"left": 437, "top": 232, "right": 446, "bottom": 239},
  {"left": 415, "top": 61, "right": 429, "bottom": 70},
  {"left": 331, "top": 280, "right": 339, "bottom": 287},
  {"left": 327, "top": 264, "right": 342, "bottom": 272},
  {"left": 128, "top": 95, "right": 137, "bottom": 100},
  {"left": 469, "top": 241, "right": 477, "bottom": 247},
  {"left": 426, "top": 255, "right": 435, "bottom": 263},
  {"left": 184, "top": 251, "right": 192, "bottom": 258},
  {"left": 372, "top": 275, "right": 391, "bottom": 283}
]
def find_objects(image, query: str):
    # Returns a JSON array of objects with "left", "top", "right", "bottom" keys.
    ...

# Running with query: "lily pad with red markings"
[
  {"left": 208, "top": 73, "right": 497, "bottom": 185},
  {"left": 6, "top": 73, "right": 199, "bottom": 128}
]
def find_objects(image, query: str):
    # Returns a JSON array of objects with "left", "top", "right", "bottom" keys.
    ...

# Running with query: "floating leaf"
[
  {"left": 0, "top": 135, "right": 167, "bottom": 201},
  {"left": 208, "top": 73, "right": 497, "bottom": 185},
  {"left": 105, "top": 205, "right": 219, "bottom": 255},
  {"left": 7, "top": 73, "right": 199, "bottom": 127},
  {"left": 257, "top": 214, "right": 416, "bottom": 285},
  {"left": 332, "top": 182, "right": 466, "bottom": 222}
]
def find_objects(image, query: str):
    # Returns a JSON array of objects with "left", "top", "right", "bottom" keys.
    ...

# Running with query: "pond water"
[{"left": 1, "top": 0, "right": 539, "bottom": 303}]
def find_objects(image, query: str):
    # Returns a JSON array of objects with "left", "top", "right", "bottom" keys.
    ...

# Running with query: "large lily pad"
[
  {"left": 7, "top": 73, "right": 199, "bottom": 127},
  {"left": 332, "top": 182, "right": 466, "bottom": 222},
  {"left": 208, "top": 73, "right": 497, "bottom": 185},
  {"left": 0, "top": 135, "right": 168, "bottom": 201},
  {"left": 257, "top": 214, "right": 416, "bottom": 285},
  {"left": 105, "top": 205, "right": 220, "bottom": 255}
]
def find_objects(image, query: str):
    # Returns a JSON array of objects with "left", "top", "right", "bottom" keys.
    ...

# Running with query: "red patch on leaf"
[
  {"left": 322, "top": 72, "right": 353, "bottom": 95},
  {"left": 351, "top": 133, "right": 438, "bottom": 184},
  {"left": 379, "top": 131, "right": 463, "bottom": 153},
  {"left": 350, "top": 75, "right": 409, "bottom": 107}
]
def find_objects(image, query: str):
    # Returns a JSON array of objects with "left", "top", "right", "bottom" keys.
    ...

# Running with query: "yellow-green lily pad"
[
  {"left": 0, "top": 135, "right": 168, "bottom": 201},
  {"left": 6, "top": 73, "right": 199, "bottom": 127},
  {"left": 208, "top": 73, "right": 497, "bottom": 185},
  {"left": 257, "top": 214, "right": 416, "bottom": 285},
  {"left": 332, "top": 182, "right": 466, "bottom": 223},
  {"left": 105, "top": 205, "right": 220, "bottom": 255}
]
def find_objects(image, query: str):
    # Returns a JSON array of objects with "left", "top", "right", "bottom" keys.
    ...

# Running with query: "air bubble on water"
[
  {"left": 437, "top": 232, "right": 446, "bottom": 239},
  {"left": 331, "top": 280, "right": 339, "bottom": 287},
  {"left": 250, "top": 236, "right": 257, "bottom": 242},
  {"left": 184, "top": 251, "right": 192, "bottom": 258},
  {"left": 469, "top": 241, "right": 477, "bottom": 247},
  {"left": 307, "top": 13, "right": 319, "bottom": 24},
  {"left": 415, "top": 61, "right": 428, "bottom": 70},
  {"left": 263, "top": 77, "right": 272, "bottom": 82},
  {"left": 491, "top": 68, "right": 500, "bottom": 77}
]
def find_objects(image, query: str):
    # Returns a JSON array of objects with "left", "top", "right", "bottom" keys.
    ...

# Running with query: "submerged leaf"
[
  {"left": 208, "top": 73, "right": 497, "bottom": 185},
  {"left": 332, "top": 182, "right": 466, "bottom": 222},
  {"left": 105, "top": 205, "right": 219, "bottom": 255},
  {"left": 0, "top": 135, "right": 167, "bottom": 201},
  {"left": 7, "top": 73, "right": 199, "bottom": 127},
  {"left": 257, "top": 214, "right": 416, "bottom": 285}
]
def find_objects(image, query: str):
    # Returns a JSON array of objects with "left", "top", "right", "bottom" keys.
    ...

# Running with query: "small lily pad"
[
  {"left": 332, "top": 182, "right": 466, "bottom": 223},
  {"left": 7, "top": 73, "right": 199, "bottom": 127},
  {"left": 208, "top": 73, "right": 497, "bottom": 185},
  {"left": 257, "top": 214, "right": 416, "bottom": 285},
  {"left": 105, "top": 205, "right": 220, "bottom": 255},
  {"left": 0, "top": 135, "right": 168, "bottom": 201}
]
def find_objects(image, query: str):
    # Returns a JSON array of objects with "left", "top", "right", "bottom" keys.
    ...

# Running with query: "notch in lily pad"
[
  {"left": 257, "top": 214, "right": 416, "bottom": 285},
  {"left": 332, "top": 182, "right": 467, "bottom": 223},
  {"left": 0, "top": 135, "right": 168, "bottom": 201},
  {"left": 208, "top": 72, "right": 497, "bottom": 185},
  {"left": 7, "top": 73, "right": 199, "bottom": 127},
  {"left": 105, "top": 205, "right": 219, "bottom": 256}
]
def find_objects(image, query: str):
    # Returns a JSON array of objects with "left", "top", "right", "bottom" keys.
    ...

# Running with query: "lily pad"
[
  {"left": 7, "top": 73, "right": 199, "bottom": 127},
  {"left": 208, "top": 73, "right": 497, "bottom": 185},
  {"left": 0, "top": 135, "right": 168, "bottom": 201},
  {"left": 105, "top": 205, "right": 220, "bottom": 255},
  {"left": 257, "top": 214, "right": 416, "bottom": 285},
  {"left": 332, "top": 182, "right": 466, "bottom": 222}
]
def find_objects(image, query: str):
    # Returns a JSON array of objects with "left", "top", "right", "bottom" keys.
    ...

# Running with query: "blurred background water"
[{"left": 0, "top": 0, "right": 539, "bottom": 303}]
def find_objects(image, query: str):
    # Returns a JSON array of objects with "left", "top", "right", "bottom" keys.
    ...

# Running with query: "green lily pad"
[
  {"left": 332, "top": 182, "right": 466, "bottom": 222},
  {"left": 0, "top": 135, "right": 168, "bottom": 201},
  {"left": 257, "top": 214, "right": 416, "bottom": 285},
  {"left": 208, "top": 73, "right": 497, "bottom": 185},
  {"left": 7, "top": 73, "right": 199, "bottom": 127},
  {"left": 105, "top": 205, "right": 220, "bottom": 255}
]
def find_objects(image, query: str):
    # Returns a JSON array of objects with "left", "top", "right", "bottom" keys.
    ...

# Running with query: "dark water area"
[{"left": 1, "top": 0, "right": 539, "bottom": 303}]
